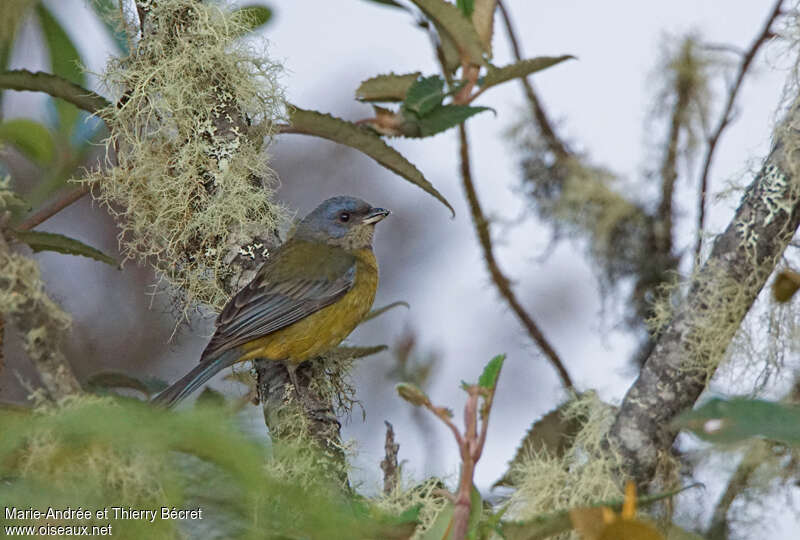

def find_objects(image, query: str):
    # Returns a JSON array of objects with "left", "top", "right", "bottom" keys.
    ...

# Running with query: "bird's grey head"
[{"left": 294, "top": 196, "right": 390, "bottom": 250}]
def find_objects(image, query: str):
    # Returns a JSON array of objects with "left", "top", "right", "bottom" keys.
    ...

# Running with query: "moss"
[
  {"left": 373, "top": 477, "right": 449, "bottom": 538},
  {"left": 503, "top": 392, "right": 681, "bottom": 539},
  {"left": 82, "top": 0, "right": 286, "bottom": 315}
]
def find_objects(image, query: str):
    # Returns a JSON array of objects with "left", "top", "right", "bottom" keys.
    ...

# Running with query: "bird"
[{"left": 152, "top": 196, "right": 390, "bottom": 407}]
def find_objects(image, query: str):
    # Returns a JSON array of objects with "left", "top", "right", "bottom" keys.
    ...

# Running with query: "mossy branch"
[
  {"left": 609, "top": 88, "right": 800, "bottom": 484},
  {"left": 0, "top": 69, "right": 111, "bottom": 114},
  {"left": 458, "top": 124, "right": 574, "bottom": 391}
]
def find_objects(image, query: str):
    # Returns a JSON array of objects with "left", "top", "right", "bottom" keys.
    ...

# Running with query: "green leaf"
[
  {"left": 12, "top": 230, "right": 117, "bottom": 266},
  {"left": 363, "top": 301, "right": 410, "bottom": 322},
  {"left": 414, "top": 105, "right": 490, "bottom": 137},
  {"left": 231, "top": 4, "right": 274, "bottom": 36},
  {"left": 409, "top": 0, "right": 487, "bottom": 65},
  {"left": 356, "top": 72, "right": 422, "bottom": 102},
  {"left": 421, "top": 502, "right": 454, "bottom": 540},
  {"left": 457, "top": 0, "right": 475, "bottom": 16},
  {"left": 482, "top": 55, "right": 575, "bottom": 89},
  {"left": 0, "top": 119, "right": 55, "bottom": 164},
  {"left": 477, "top": 354, "right": 504, "bottom": 391},
  {"left": 674, "top": 397, "right": 800, "bottom": 446},
  {"left": 35, "top": 4, "right": 85, "bottom": 135},
  {"left": 396, "top": 382, "right": 431, "bottom": 407},
  {"left": 466, "top": 484, "right": 482, "bottom": 539},
  {"left": 287, "top": 106, "right": 454, "bottom": 215},
  {"left": 86, "top": 371, "right": 154, "bottom": 397},
  {"left": 403, "top": 76, "right": 446, "bottom": 117}
]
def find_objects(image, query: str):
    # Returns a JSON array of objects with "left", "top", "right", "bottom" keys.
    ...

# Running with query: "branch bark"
[
  {"left": 609, "top": 91, "right": 800, "bottom": 484},
  {"left": 0, "top": 70, "right": 111, "bottom": 114},
  {"left": 694, "top": 0, "right": 784, "bottom": 260},
  {"left": 496, "top": 0, "right": 570, "bottom": 161},
  {"left": 458, "top": 124, "right": 574, "bottom": 391}
]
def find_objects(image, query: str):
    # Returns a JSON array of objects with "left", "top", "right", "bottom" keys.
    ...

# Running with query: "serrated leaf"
[
  {"left": 287, "top": 106, "right": 454, "bottom": 215},
  {"left": 471, "top": 0, "right": 496, "bottom": 54},
  {"left": 673, "top": 397, "right": 800, "bottom": 446},
  {"left": 356, "top": 72, "right": 422, "bottom": 102},
  {"left": 477, "top": 354, "right": 504, "bottom": 390},
  {"left": 482, "top": 55, "right": 574, "bottom": 89},
  {"left": 457, "top": 0, "right": 475, "bottom": 16},
  {"left": 86, "top": 371, "right": 153, "bottom": 397},
  {"left": 231, "top": 4, "right": 274, "bottom": 36},
  {"left": 404, "top": 76, "right": 446, "bottom": 117},
  {"left": 410, "top": 0, "right": 487, "bottom": 65},
  {"left": 414, "top": 105, "right": 490, "bottom": 137},
  {"left": 396, "top": 382, "right": 430, "bottom": 407},
  {"left": 35, "top": 4, "right": 85, "bottom": 135},
  {"left": 0, "top": 119, "right": 55, "bottom": 165},
  {"left": 773, "top": 269, "right": 800, "bottom": 302},
  {"left": 12, "top": 230, "right": 117, "bottom": 266},
  {"left": 494, "top": 400, "right": 585, "bottom": 488},
  {"left": 363, "top": 301, "right": 410, "bottom": 322}
]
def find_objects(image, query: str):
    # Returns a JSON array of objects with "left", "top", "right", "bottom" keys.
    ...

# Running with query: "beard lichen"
[
  {"left": 501, "top": 392, "right": 681, "bottom": 539},
  {"left": 82, "top": 0, "right": 286, "bottom": 315}
]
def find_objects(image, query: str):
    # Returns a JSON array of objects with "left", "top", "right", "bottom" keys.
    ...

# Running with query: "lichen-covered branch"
[
  {"left": 0, "top": 69, "right": 111, "bottom": 114},
  {"left": 609, "top": 89, "right": 800, "bottom": 484},
  {"left": 459, "top": 124, "right": 574, "bottom": 390},
  {"left": 694, "top": 0, "right": 785, "bottom": 260},
  {"left": 0, "top": 229, "right": 82, "bottom": 400}
]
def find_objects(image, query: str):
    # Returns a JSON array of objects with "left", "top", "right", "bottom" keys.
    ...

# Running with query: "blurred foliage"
[{"left": 0, "top": 397, "right": 419, "bottom": 539}]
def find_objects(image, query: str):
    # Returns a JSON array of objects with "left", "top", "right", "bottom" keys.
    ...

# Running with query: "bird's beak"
[{"left": 362, "top": 207, "right": 390, "bottom": 225}]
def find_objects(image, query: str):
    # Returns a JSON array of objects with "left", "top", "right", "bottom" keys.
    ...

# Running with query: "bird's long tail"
[{"left": 151, "top": 349, "right": 240, "bottom": 408}]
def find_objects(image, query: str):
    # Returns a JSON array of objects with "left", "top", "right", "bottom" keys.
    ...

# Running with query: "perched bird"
[{"left": 152, "top": 196, "right": 390, "bottom": 407}]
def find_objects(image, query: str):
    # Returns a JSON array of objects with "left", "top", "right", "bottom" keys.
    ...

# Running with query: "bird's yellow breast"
[{"left": 238, "top": 249, "right": 378, "bottom": 363}]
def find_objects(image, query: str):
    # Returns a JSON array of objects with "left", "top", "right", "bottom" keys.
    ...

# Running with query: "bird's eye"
[{"left": 338, "top": 212, "right": 350, "bottom": 223}]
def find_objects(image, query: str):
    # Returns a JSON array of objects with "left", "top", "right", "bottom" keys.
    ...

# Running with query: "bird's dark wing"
[{"left": 201, "top": 243, "right": 356, "bottom": 360}]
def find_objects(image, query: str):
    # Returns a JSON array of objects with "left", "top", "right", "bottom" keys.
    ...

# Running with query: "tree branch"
[
  {"left": 380, "top": 421, "right": 400, "bottom": 495},
  {"left": 458, "top": 124, "right": 574, "bottom": 391},
  {"left": 16, "top": 185, "right": 90, "bottom": 232},
  {"left": 496, "top": 0, "right": 570, "bottom": 161},
  {"left": 693, "top": 0, "right": 784, "bottom": 260},
  {"left": 0, "top": 70, "right": 111, "bottom": 114},
  {"left": 609, "top": 90, "right": 800, "bottom": 484}
]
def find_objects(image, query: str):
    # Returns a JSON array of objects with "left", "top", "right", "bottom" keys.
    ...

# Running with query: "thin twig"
[
  {"left": 16, "top": 185, "right": 90, "bottom": 232},
  {"left": 496, "top": 0, "right": 569, "bottom": 161},
  {"left": 380, "top": 421, "right": 400, "bottom": 495},
  {"left": 657, "top": 68, "right": 693, "bottom": 257},
  {"left": 458, "top": 124, "right": 574, "bottom": 390},
  {"left": 693, "top": 0, "right": 784, "bottom": 261},
  {"left": 0, "top": 70, "right": 111, "bottom": 114}
]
